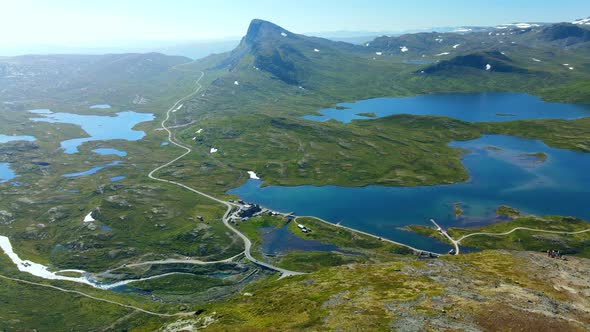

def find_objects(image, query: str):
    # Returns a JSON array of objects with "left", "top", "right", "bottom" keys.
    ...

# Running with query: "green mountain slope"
[{"left": 422, "top": 51, "right": 529, "bottom": 74}]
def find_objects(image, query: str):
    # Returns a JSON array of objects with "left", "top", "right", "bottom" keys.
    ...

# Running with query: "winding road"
[
  {"left": 457, "top": 226, "right": 590, "bottom": 242},
  {"left": 430, "top": 219, "right": 460, "bottom": 255},
  {"left": 432, "top": 221, "right": 590, "bottom": 255},
  {"left": 148, "top": 71, "right": 304, "bottom": 278},
  {"left": 102, "top": 252, "right": 245, "bottom": 274},
  {"left": 0, "top": 274, "right": 195, "bottom": 317},
  {"left": 296, "top": 216, "right": 441, "bottom": 257}
]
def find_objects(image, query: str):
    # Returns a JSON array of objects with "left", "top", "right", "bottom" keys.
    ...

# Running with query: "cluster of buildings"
[
  {"left": 296, "top": 223, "right": 311, "bottom": 233},
  {"left": 227, "top": 199, "right": 296, "bottom": 226},
  {"left": 236, "top": 203, "right": 262, "bottom": 221},
  {"left": 226, "top": 200, "right": 264, "bottom": 223}
]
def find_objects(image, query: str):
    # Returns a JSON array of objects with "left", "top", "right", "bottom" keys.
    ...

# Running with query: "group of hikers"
[{"left": 547, "top": 249, "right": 564, "bottom": 259}]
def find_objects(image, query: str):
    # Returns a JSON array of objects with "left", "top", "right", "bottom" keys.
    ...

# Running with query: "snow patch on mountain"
[
  {"left": 572, "top": 18, "right": 590, "bottom": 25},
  {"left": 247, "top": 171, "right": 260, "bottom": 180},
  {"left": 83, "top": 211, "right": 95, "bottom": 222}
]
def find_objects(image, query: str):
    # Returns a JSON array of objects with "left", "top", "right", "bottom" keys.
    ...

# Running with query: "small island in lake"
[
  {"left": 453, "top": 202, "right": 463, "bottom": 218},
  {"left": 496, "top": 205, "right": 520, "bottom": 218},
  {"left": 520, "top": 152, "right": 548, "bottom": 163},
  {"left": 356, "top": 112, "right": 377, "bottom": 118}
]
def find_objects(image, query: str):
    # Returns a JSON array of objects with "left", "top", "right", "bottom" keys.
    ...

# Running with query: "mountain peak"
[{"left": 244, "top": 19, "right": 292, "bottom": 43}]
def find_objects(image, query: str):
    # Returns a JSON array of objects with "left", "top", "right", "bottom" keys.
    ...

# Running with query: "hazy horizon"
[{"left": 2, "top": 0, "right": 589, "bottom": 57}]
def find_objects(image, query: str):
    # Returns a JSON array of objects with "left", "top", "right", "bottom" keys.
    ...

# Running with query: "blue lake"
[
  {"left": 0, "top": 134, "right": 36, "bottom": 143},
  {"left": 303, "top": 92, "right": 590, "bottom": 123},
  {"left": 93, "top": 148, "right": 127, "bottom": 157},
  {"left": 0, "top": 163, "right": 16, "bottom": 183},
  {"left": 110, "top": 176, "right": 125, "bottom": 182},
  {"left": 229, "top": 135, "right": 590, "bottom": 253},
  {"left": 62, "top": 161, "right": 121, "bottom": 178},
  {"left": 31, "top": 111, "right": 154, "bottom": 154}
]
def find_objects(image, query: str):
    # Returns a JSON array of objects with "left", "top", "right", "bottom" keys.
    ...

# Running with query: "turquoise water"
[
  {"left": 92, "top": 148, "right": 127, "bottom": 157},
  {"left": 62, "top": 161, "right": 121, "bottom": 178},
  {"left": 303, "top": 92, "right": 590, "bottom": 123},
  {"left": 229, "top": 135, "right": 590, "bottom": 253},
  {"left": 0, "top": 134, "right": 36, "bottom": 143},
  {"left": 31, "top": 111, "right": 154, "bottom": 154},
  {"left": 110, "top": 176, "right": 125, "bottom": 182},
  {"left": 0, "top": 163, "right": 15, "bottom": 183}
]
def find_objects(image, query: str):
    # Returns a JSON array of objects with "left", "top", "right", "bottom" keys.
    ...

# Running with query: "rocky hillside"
[{"left": 166, "top": 250, "right": 590, "bottom": 331}]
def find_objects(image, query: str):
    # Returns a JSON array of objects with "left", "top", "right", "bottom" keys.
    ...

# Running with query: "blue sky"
[{"left": 2, "top": 0, "right": 589, "bottom": 44}]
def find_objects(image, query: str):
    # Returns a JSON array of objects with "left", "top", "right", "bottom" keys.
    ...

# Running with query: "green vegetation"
[
  {"left": 480, "top": 118, "right": 590, "bottom": 153},
  {"left": 55, "top": 270, "right": 84, "bottom": 278},
  {"left": 232, "top": 215, "right": 285, "bottom": 261},
  {"left": 1, "top": 18, "right": 589, "bottom": 276},
  {"left": 449, "top": 216, "right": 590, "bottom": 257},
  {"left": 542, "top": 79, "right": 590, "bottom": 104},
  {"left": 356, "top": 112, "right": 377, "bottom": 117},
  {"left": 0, "top": 276, "right": 164, "bottom": 331},
  {"left": 409, "top": 212, "right": 590, "bottom": 258},
  {"left": 175, "top": 114, "right": 481, "bottom": 190},
  {"left": 128, "top": 273, "right": 233, "bottom": 300},
  {"left": 290, "top": 217, "right": 413, "bottom": 255},
  {"left": 521, "top": 152, "right": 548, "bottom": 162},
  {"left": 198, "top": 250, "right": 589, "bottom": 331},
  {"left": 233, "top": 215, "right": 413, "bottom": 272},
  {"left": 275, "top": 250, "right": 365, "bottom": 273},
  {"left": 496, "top": 205, "right": 521, "bottom": 217},
  {"left": 453, "top": 202, "right": 463, "bottom": 217},
  {"left": 406, "top": 225, "right": 446, "bottom": 241},
  {"left": 0, "top": 254, "right": 177, "bottom": 331}
]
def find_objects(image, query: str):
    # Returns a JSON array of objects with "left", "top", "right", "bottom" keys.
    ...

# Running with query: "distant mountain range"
[
  {"left": 207, "top": 18, "right": 590, "bottom": 85},
  {"left": 2, "top": 17, "right": 588, "bottom": 59},
  {"left": 2, "top": 16, "right": 589, "bottom": 106}
]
